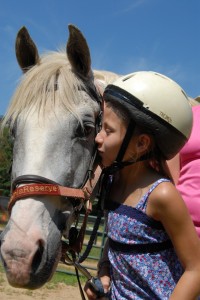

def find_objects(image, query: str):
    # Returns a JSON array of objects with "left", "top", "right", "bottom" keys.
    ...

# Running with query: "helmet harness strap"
[{"left": 115, "top": 121, "right": 135, "bottom": 164}]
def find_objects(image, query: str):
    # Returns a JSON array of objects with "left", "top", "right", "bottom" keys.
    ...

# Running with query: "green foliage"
[{"left": 0, "top": 119, "right": 12, "bottom": 196}]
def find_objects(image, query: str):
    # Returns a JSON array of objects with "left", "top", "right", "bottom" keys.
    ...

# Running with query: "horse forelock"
[{"left": 3, "top": 51, "right": 95, "bottom": 129}]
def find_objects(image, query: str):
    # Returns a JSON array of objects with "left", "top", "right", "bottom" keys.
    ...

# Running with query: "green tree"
[{"left": 0, "top": 118, "right": 12, "bottom": 196}]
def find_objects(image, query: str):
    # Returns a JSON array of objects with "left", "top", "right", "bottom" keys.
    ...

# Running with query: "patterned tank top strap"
[{"left": 136, "top": 178, "right": 171, "bottom": 212}]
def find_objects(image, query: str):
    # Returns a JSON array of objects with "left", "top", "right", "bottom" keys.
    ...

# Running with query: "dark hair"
[
  {"left": 149, "top": 147, "right": 173, "bottom": 181},
  {"left": 105, "top": 98, "right": 130, "bottom": 126}
]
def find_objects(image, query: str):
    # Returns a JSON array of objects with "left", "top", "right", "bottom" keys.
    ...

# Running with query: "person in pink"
[{"left": 168, "top": 104, "right": 200, "bottom": 237}]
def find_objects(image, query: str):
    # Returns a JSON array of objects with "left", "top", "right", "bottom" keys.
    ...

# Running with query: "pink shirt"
[{"left": 177, "top": 105, "right": 200, "bottom": 237}]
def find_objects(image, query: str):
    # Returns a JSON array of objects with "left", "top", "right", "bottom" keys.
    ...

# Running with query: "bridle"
[
  {"left": 9, "top": 156, "right": 102, "bottom": 240},
  {"left": 8, "top": 153, "right": 103, "bottom": 300},
  {"left": 8, "top": 82, "right": 103, "bottom": 250},
  {"left": 9, "top": 161, "right": 102, "bottom": 214}
]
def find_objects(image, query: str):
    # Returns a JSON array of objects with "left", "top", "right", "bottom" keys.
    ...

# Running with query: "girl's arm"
[
  {"left": 97, "top": 238, "right": 111, "bottom": 290},
  {"left": 84, "top": 238, "right": 110, "bottom": 299},
  {"left": 166, "top": 153, "right": 180, "bottom": 185},
  {"left": 149, "top": 182, "right": 200, "bottom": 300}
]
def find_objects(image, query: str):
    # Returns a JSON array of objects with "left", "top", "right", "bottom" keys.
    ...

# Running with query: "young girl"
[{"left": 84, "top": 71, "right": 200, "bottom": 300}]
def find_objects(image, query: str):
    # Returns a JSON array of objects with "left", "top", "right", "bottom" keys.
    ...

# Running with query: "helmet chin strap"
[
  {"left": 115, "top": 121, "right": 135, "bottom": 163},
  {"left": 102, "top": 121, "right": 135, "bottom": 175}
]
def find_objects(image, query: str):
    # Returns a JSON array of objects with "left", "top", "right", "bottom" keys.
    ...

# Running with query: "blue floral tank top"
[{"left": 106, "top": 178, "right": 183, "bottom": 300}]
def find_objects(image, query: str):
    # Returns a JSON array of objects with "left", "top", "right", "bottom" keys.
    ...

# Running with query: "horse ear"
[
  {"left": 67, "top": 24, "right": 92, "bottom": 78},
  {"left": 15, "top": 26, "right": 40, "bottom": 73}
]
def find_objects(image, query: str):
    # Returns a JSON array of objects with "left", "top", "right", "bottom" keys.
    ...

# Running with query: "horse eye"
[
  {"left": 84, "top": 125, "right": 94, "bottom": 136},
  {"left": 75, "top": 123, "right": 94, "bottom": 139}
]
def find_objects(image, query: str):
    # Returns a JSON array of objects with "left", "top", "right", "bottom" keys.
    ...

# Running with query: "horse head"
[{"left": 0, "top": 25, "right": 103, "bottom": 289}]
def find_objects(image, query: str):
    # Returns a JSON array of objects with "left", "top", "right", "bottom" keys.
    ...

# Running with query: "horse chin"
[{"left": 4, "top": 247, "right": 61, "bottom": 289}]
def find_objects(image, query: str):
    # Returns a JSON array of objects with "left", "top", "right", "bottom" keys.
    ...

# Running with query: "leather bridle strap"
[
  {"left": 8, "top": 184, "right": 85, "bottom": 212},
  {"left": 8, "top": 163, "right": 102, "bottom": 213}
]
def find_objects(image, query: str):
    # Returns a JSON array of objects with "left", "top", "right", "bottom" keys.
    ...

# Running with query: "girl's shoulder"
[
  {"left": 147, "top": 178, "right": 171, "bottom": 193},
  {"left": 149, "top": 179, "right": 179, "bottom": 203},
  {"left": 147, "top": 179, "right": 184, "bottom": 220}
]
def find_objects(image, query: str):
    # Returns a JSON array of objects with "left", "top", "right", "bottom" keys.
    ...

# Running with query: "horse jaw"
[{"left": 0, "top": 197, "right": 70, "bottom": 289}]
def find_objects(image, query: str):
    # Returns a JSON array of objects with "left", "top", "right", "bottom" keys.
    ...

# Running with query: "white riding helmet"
[{"left": 104, "top": 71, "right": 193, "bottom": 159}]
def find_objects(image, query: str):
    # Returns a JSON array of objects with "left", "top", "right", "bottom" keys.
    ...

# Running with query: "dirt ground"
[{"left": 0, "top": 273, "right": 84, "bottom": 300}]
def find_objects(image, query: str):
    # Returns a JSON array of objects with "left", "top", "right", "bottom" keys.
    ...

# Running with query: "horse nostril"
[{"left": 32, "top": 240, "right": 44, "bottom": 273}]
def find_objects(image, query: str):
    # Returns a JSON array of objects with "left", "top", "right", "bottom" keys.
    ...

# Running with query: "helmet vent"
[
  {"left": 143, "top": 104, "right": 150, "bottom": 109},
  {"left": 122, "top": 74, "right": 135, "bottom": 82},
  {"left": 181, "top": 89, "right": 189, "bottom": 100}
]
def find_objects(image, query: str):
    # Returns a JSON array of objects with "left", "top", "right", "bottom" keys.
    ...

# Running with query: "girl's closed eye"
[
  {"left": 105, "top": 127, "right": 112, "bottom": 135},
  {"left": 102, "top": 121, "right": 114, "bottom": 136}
]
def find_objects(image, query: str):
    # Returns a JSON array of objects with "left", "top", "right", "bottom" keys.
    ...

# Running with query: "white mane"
[
  {"left": 93, "top": 69, "right": 121, "bottom": 95},
  {"left": 2, "top": 51, "right": 88, "bottom": 128}
]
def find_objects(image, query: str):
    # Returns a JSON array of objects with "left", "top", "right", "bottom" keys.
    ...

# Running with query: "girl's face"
[{"left": 95, "top": 102, "right": 127, "bottom": 167}]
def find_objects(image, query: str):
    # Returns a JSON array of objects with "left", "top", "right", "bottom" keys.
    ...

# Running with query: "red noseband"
[{"left": 8, "top": 164, "right": 102, "bottom": 214}]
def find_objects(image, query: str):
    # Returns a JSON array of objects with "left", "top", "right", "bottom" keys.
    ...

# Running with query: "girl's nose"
[{"left": 95, "top": 131, "right": 103, "bottom": 144}]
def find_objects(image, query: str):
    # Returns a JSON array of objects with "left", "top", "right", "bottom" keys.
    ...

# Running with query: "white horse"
[{"left": 0, "top": 24, "right": 119, "bottom": 289}]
